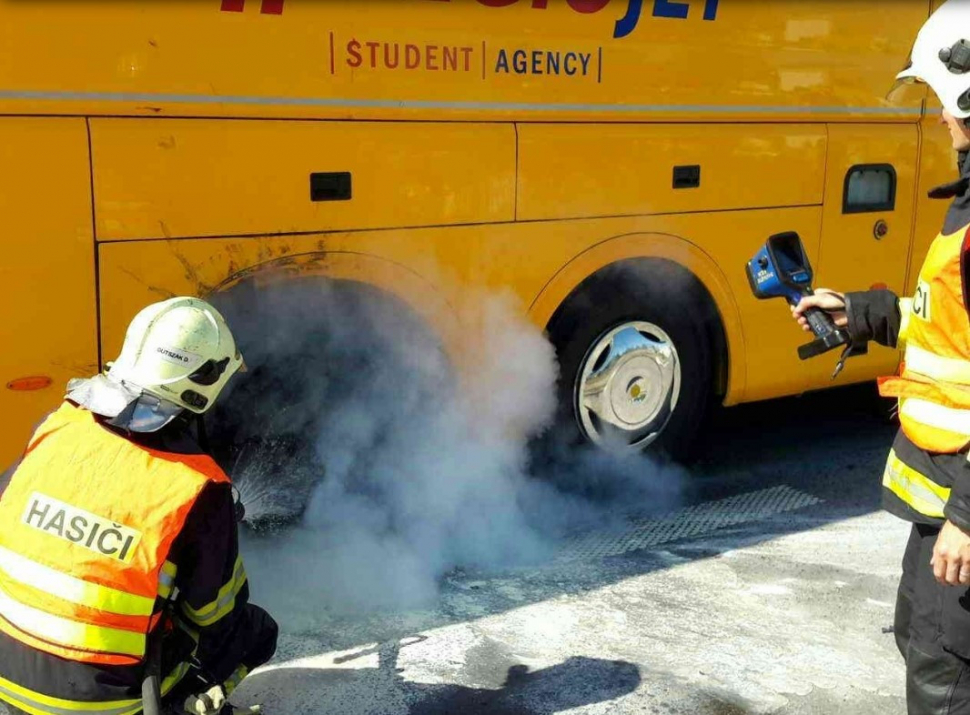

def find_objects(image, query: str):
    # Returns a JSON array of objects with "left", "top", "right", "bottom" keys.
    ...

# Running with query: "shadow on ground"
[{"left": 240, "top": 639, "right": 641, "bottom": 715}]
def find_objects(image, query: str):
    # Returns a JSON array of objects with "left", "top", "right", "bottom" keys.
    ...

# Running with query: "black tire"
[{"left": 546, "top": 261, "right": 717, "bottom": 463}]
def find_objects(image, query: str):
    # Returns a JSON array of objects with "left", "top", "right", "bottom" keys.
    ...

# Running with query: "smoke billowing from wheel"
[{"left": 210, "top": 277, "right": 684, "bottom": 624}]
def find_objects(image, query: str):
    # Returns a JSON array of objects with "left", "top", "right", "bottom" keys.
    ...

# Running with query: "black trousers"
[
  {"left": 163, "top": 604, "right": 279, "bottom": 707},
  {"left": 896, "top": 523, "right": 970, "bottom": 714}
]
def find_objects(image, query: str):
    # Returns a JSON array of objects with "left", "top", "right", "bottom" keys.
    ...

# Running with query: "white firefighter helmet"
[
  {"left": 67, "top": 297, "right": 244, "bottom": 432},
  {"left": 895, "top": 0, "right": 970, "bottom": 119}
]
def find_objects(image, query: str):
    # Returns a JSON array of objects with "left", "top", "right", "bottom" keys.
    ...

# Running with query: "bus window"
[{"left": 843, "top": 164, "right": 897, "bottom": 214}]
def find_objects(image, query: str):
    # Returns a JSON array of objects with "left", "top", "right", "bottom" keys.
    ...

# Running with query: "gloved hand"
[
  {"left": 183, "top": 685, "right": 226, "bottom": 715},
  {"left": 183, "top": 685, "right": 261, "bottom": 715}
]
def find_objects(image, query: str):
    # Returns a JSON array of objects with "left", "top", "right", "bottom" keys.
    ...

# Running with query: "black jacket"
[{"left": 843, "top": 150, "right": 970, "bottom": 531}]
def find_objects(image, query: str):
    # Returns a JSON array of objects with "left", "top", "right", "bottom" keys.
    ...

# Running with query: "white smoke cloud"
[{"left": 212, "top": 278, "right": 684, "bottom": 626}]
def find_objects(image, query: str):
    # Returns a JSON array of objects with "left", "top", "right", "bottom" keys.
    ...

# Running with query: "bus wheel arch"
[
  {"left": 206, "top": 250, "right": 461, "bottom": 351},
  {"left": 200, "top": 251, "right": 458, "bottom": 529}
]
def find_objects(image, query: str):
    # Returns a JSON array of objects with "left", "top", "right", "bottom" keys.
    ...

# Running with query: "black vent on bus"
[
  {"left": 672, "top": 165, "right": 701, "bottom": 190},
  {"left": 310, "top": 172, "right": 353, "bottom": 202}
]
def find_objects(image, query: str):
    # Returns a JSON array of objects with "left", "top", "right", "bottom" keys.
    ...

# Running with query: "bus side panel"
[
  {"left": 0, "top": 119, "right": 97, "bottom": 469},
  {"left": 90, "top": 119, "right": 516, "bottom": 241},
  {"left": 517, "top": 124, "right": 826, "bottom": 221},
  {"left": 811, "top": 123, "right": 918, "bottom": 385},
  {"left": 907, "top": 108, "right": 955, "bottom": 297},
  {"left": 99, "top": 206, "right": 824, "bottom": 410}
]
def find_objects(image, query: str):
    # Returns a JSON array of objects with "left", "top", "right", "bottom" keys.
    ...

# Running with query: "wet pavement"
[{"left": 232, "top": 382, "right": 907, "bottom": 714}]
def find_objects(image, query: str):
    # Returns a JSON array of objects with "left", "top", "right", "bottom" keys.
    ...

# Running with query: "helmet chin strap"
[{"left": 193, "top": 413, "right": 210, "bottom": 453}]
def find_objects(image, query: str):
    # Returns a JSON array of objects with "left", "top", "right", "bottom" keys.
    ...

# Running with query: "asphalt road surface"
[
  {"left": 235, "top": 382, "right": 906, "bottom": 715},
  {"left": 0, "top": 383, "right": 908, "bottom": 714}
]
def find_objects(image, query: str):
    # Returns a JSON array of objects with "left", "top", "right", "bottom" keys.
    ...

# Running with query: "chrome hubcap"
[{"left": 576, "top": 322, "right": 681, "bottom": 451}]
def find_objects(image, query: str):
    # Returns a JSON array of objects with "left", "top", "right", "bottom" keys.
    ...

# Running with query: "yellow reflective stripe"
[
  {"left": 905, "top": 344, "right": 970, "bottom": 385},
  {"left": 181, "top": 556, "right": 246, "bottom": 628},
  {"left": 223, "top": 665, "right": 249, "bottom": 697},
  {"left": 0, "top": 546, "right": 153, "bottom": 618},
  {"left": 898, "top": 298, "right": 912, "bottom": 350},
  {"left": 0, "top": 581, "right": 145, "bottom": 658},
  {"left": 883, "top": 449, "right": 950, "bottom": 519},
  {"left": 158, "top": 560, "right": 178, "bottom": 600},
  {"left": 0, "top": 686, "right": 140, "bottom": 715},
  {"left": 0, "top": 660, "right": 190, "bottom": 715},
  {"left": 0, "top": 681, "right": 139, "bottom": 715},
  {"left": 901, "top": 397, "right": 970, "bottom": 435},
  {"left": 161, "top": 660, "right": 192, "bottom": 697}
]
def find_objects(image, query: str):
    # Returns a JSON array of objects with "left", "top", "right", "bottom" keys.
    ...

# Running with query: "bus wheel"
[{"left": 547, "top": 262, "right": 717, "bottom": 461}]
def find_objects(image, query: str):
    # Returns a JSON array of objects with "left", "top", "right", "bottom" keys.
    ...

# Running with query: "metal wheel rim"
[{"left": 575, "top": 321, "right": 681, "bottom": 452}]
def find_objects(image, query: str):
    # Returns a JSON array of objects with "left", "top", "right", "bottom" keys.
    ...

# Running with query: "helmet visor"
[
  {"left": 886, "top": 36, "right": 925, "bottom": 106},
  {"left": 886, "top": 75, "right": 926, "bottom": 107},
  {"left": 106, "top": 392, "right": 185, "bottom": 433},
  {"left": 66, "top": 374, "right": 140, "bottom": 418},
  {"left": 65, "top": 374, "right": 184, "bottom": 433}
]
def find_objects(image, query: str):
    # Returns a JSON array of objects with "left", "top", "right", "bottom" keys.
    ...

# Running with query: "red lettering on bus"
[
  {"left": 567, "top": 0, "right": 611, "bottom": 12},
  {"left": 220, "top": 0, "right": 285, "bottom": 14},
  {"left": 470, "top": 0, "right": 609, "bottom": 10},
  {"left": 405, "top": 44, "right": 422, "bottom": 69},
  {"left": 346, "top": 39, "right": 474, "bottom": 72}
]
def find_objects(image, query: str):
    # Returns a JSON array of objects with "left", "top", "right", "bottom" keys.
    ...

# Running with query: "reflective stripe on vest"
[
  {"left": 883, "top": 449, "right": 950, "bottom": 519},
  {"left": 0, "top": 586, "right": 145, "bottom": 658},
  {"left": 0, "top": 546, "right": 154, "bottom": 618},
  {"left": 0, "top": 403, "right": 229, "bottom": 664},
  {"left": 879, "top": 223, "right": 970, "bottom": 452},
  {"left": 0, "top": 660, "right": 191, "bottom": 715},
  {"left": 901, "top": 398, "right": 970, "bottom": 435},
  {"left": 904, "top": 344, "right": 970, "bottom": 385}
]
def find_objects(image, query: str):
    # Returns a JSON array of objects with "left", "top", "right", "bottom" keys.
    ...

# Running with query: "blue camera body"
[
  {"left": 745, "top": 232, "right": 850, "bottom": 363},
  {"left": 745, "top": 232, "right": 814, "bottom": 306}
]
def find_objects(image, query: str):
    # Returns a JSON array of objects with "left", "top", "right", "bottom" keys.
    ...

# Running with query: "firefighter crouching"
[
  {"left": 792, "top": 3, "right": 970, "bottom": 711},
  {"left": 0, "top": 297, "right": 277, "bottom": 715}
]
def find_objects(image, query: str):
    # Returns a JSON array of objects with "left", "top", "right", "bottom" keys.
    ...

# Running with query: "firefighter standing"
[
  {"left": 0, "top": 297, "right": 277, "bottom": 715},
  {"left": 792, "top": 2, "right": 970, "bottom": 711}
]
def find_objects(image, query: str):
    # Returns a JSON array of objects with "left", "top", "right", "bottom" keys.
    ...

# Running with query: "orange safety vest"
[
  {"left": 0, "top": 402, "right": 230, "bottom": 666},
  {"left": 880, "top": 222, "right": 970, "bottom": 454}
]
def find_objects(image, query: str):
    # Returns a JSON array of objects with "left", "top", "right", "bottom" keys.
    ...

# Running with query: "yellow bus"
[{"left": 0, "top": 0, "right": 952, "bottom": 468}]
